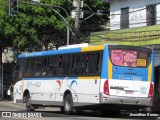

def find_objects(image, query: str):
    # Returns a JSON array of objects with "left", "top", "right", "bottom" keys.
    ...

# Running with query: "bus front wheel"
[
  {"left": 64, "top": 94, "right": 73, "bottom": 114},
  {"left": 26, "top": 94, "right": 35, "bottom": 112}
]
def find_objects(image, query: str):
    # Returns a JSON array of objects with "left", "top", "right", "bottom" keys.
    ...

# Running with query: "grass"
[{"left": 90, "top": 25, "right": 160, "bottom": 46}]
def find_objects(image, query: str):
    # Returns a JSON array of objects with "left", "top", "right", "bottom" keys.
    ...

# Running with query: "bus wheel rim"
[
  {"left": 65, "top": 100, "right": 70, "bottom": 111},
  {"left": 26, "top": 98, "right": 31, "bottom": 108}
]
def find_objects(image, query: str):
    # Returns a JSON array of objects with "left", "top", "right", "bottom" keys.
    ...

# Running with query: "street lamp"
[{"left": 48, "top": 7, "right": 70, "bottom": 46}]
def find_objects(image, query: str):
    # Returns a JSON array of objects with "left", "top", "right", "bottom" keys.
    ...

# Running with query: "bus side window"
[
  {"left": 42, "top": 57, "right": 48, "bottom": 76},
  {"left": 29, "top": 58, "right": 36, "bottom": 77},
  {"left": 60, "top": 55, "right": 71, "bottom": 76},
  {"left": 81, "top": 54, "right": 86, "bottom": 75},
  {"left": 58, "top": 56, "right": 63, "bottom": 75},
  {"left": 72, "top": 54, "right": 85, "bottom": 75},
  {"left": 35, "top": 57, "right": 47, "bottom": 77},
  {"left": 46, "top": 56, "right": 59, "bottom": 76},
  {"left": 72, "top": 54, "right": 77, "bottom": 75},
  {"left": 68, "top": 55, "right": 73, "bottom": 75},
  {"left": 96, "top": 52, "right": 102, "bottom": 75},
  {"left": 24, "top": 59, "right": 30, "bottom": 77},
  {"left": 85, "top": 54, "right": 89, "bottom": 74},
  {"left": 87, "top": 52, "right": 101, "bottom": 75},
  {"left": 24, "top": 58, "right": 36, "bottom": 77},
  {"left": 15, "top": 59, "right": 25, "bottom": 81},
  {"left": 71, "top": 55, "right": 75, "bottom": 75}
]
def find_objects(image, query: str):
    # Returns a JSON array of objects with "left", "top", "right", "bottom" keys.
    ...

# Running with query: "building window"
[
  {"left": 120, "top": 7, "right": 129, "bottom": 29},
  {"left": 146, "top": 4, "right": 156, "bottom": 26}
]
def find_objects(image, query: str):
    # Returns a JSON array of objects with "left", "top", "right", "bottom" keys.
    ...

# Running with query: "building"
[
  {"left": 109, "top": 0, "right": 160, "bottom": 30},
  {"left": 90, "top": 0, "right": 160, "bottom": 47},
  {"left": 0, "top": 47, "right": 17, "bottom": 99}
]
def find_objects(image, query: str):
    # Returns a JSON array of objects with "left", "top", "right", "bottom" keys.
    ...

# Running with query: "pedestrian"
[{"left": 9, "top": 84, "right": 14, "bottom": 101}]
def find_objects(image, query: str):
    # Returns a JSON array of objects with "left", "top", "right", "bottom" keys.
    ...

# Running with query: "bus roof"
[
  {"left": 18, "top": 44, "right": 152, "bottom": 59},
  {"left": 58, "top": 43, "right": 91, "bottom": 49},
  {"left": 18, "top": 44, "right": 105, "bottom": 59}
]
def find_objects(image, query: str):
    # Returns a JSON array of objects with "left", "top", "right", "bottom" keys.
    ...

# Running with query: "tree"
[
  {"left": 0, "top": 0, "right": 109, "bottom": 51},
  {"left": 0, "top": 0, "right": 70, "bottom": 51},
  {"left": 0, "top": 0, "right": 38, "bottom": 51},
  {"left": 78, "top": 0, "right": 109, "bottom": 42}
]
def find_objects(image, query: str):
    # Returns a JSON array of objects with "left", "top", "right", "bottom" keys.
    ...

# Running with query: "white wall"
[
  {"left": 110, "top": 0, "right": 160, "bottom": 30},
  {"left": 157, "top": 4, "right": 160, "bottom": 25}
]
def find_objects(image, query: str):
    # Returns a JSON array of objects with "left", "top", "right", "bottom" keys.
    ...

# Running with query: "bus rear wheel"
[
  {"left": 26, "top": 94, "right": 35, "bottom": 112},
  {"left": 64, "top": 94, "right": 73, "bottom": 115},
  {"left": 60, "top": 107, "right": 64, "bottom": 113}
]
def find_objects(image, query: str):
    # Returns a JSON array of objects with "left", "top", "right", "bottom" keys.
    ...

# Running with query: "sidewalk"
[
  {"left": 1, "top": 100, "right": 60, "bottom": 111},
  {"left": 0, "top": 100, "right": 25, "bottom": 107}
]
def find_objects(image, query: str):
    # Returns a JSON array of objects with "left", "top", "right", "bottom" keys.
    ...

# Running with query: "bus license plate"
[{"left": 125, "top": 91, "right": 133, "bottom": 94}]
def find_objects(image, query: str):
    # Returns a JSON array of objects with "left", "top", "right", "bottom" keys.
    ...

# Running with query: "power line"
[{"left": 82, "top": 2, "right": 160, "bottom": 16}]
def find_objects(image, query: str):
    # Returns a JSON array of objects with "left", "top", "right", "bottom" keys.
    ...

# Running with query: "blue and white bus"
[{"left": 13, "top": 44, "right": 154, "bottom": 114}]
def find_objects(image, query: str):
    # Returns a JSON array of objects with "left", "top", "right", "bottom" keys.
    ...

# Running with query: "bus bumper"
[{"left": 100, "top": 93, "right": 153, "bottom": 108}]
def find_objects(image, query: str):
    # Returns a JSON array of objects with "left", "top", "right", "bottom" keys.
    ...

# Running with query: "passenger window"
[
  {"left": 24, "top": 58, "right": 36, "bottom": 77},
  {"left": 72, "top": 54, "right": 85, "bottom": 75},
  {"left": 15, "top": 59, "right": 25, "bottom": 81},
  {"left": 59, "top": 55, "right": 72, "bottom": 75},
  {"left": 86, "top": 52, "right": 101, "bottom": 75},
  {"left": 35, "top": 57, "right": 47, "bottom": 77},
  {"left": 46, "top": 56, "right": 59, "bottom": 76},
  {"left": 29, "top": 59, "right": 36, "bottom": 77}
]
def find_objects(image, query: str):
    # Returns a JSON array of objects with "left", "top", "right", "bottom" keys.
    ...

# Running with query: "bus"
[{"left": 13, "top": 44, "right": 154, "bottom": 115}]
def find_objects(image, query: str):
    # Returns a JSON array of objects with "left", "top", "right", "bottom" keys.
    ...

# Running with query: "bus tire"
[
  {"left": 60, "top": 107, "right": 64, "bottom": 113},
  {"left": 64, "top": 94, "right": 73, "bottom": 115},
  {"left": 26, "top": 94, "right": 35, "bottom": 112}
]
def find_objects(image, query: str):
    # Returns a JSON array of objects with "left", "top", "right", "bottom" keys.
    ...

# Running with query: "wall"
[
  {"left": 110, "top": 0, "right": 160, "bottom": 30},
  {"left": 2, "top": 47, "right": 17, "bottom": 63}
]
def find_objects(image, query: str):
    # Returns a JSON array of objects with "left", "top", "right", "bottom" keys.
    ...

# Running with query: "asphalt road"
[{"left": 0, "top": 101, "right": 159, "bottom": 120}]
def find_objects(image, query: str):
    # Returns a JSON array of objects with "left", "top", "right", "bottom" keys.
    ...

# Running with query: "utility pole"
[
  {"left": 0, "top": 36, "right": 3, "bottom": 100},
  {"left": 71, "top": 0, "right": 83, "bottom": 42},
  {"left": 0, "top": 48, "right": 2, "bottom": 100},
  {"left": 74, "top": 0, "right": 81, "bottom": 30}
]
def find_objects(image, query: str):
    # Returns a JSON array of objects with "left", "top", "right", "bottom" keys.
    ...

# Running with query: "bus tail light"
[
  {"left": 148, "top": 83, "right": 154, "bottom": 98},
  {"left": 104, "top": 80, "right": 109, "bottom": 95}
]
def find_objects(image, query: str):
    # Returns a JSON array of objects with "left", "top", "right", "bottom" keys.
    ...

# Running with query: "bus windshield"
[{"left": 110, "top": 49, "right": 151, "bottom": 67}]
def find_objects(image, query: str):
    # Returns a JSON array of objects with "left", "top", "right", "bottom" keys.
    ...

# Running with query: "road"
[{"left": 0, "top": 101, "right": 158, "bottom": 120}]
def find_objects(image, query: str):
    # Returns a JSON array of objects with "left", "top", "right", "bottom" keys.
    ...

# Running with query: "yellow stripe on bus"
[
  {"left": 81, "top": 45, "right": 104, "bottom": 52},
  {"left": 108, "top": 58, "right": 112, "bottom": 79},
  {"left": 78, "top": 76, "right": 100, "bottom": 80},
  {"left": 148, "top": 62, "right": 152, "bottom": 82}
]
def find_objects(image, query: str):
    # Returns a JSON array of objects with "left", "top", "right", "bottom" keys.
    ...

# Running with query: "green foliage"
[
  {"left": 90, "top": 25, "right": 160, "bottom": 46},
  {"left": 0, "top": 0, "right": 109, "bottom": 51}
]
